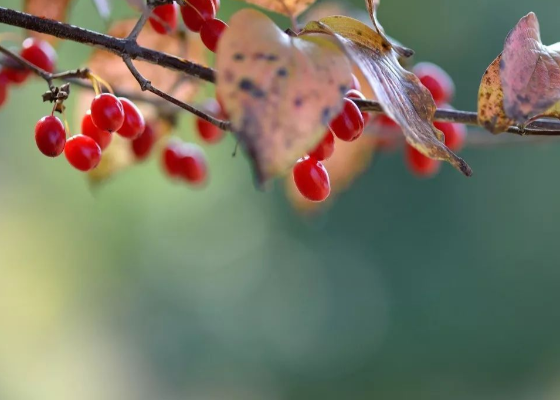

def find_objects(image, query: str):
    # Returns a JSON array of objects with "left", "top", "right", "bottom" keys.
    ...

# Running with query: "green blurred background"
[{"left": 2, "top": 0, "right": 560, "bottom": 399}]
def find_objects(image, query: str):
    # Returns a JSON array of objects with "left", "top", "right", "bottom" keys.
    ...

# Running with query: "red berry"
[
  {"left": 434, "top": 121, "right": 466, "bottom": 152},
  {"left": 177, "top": 143, "right": 207, "bottom": 185},
  {"left": 4, "top": 38, "right": 56, "bottom": 84},
  {"left": 196, "top": 118, "right": 223, "bottom": 143},
  {"left": 405, "top": 144, "right": 440, "bottom": 177},
  {"left": 350, "top": 73, "right": 361, "bottom": 92},
  {"left": 149, "top": 4, "right": 178, "bottom": 34},
  {"left": 308, "top": 131, "right": 335, "bottom": 161},
  {"left": 200, "top": 18, "right": 228, "bottom": 53},
  {"left": 180, "top": 0, "right": 216, "bottom": 32},
  {"left": 162, "top": 140, "right": 183, "bottom": 178},
  {"left": 117, "top": 97, "right": 145, "bottom": 139},
  {"left": 293, "top": 157, "right": 330, "bottom": 202},
  {"left": 413, "top": 62, "right": 455, "bottom": 105},
  {"left": 81, "top": 110, "right": 112, "bottom": 150},
  {"left": 0, "top": 79, "right": 7, "bottom": 108},
  {"left": 329, "top": 98, "right": 364, "bottom": 142},
  {"left": 90, "top": 93, "right": 125, "bottom": 132},
  {"left": 345, "top": 89, "right": 370, "bottom": 125},
  {"left": 211, "top": 0, "right": 220, "bottom": 12},
  {"left": 132, "top": 123, "right": 157, "bottom": 160},
  {"left": 35, "top": 115, "right": 66, "bottom": 157},
  {"left": 64, "top": 134, "right": 102, "bottom": 171}
]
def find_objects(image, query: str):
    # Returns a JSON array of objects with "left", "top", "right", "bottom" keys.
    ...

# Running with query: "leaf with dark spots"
[
  {"left": 500, "top": 13, "right": 560, "bottom": 123},
  {"left": 216, "top": 9, "right": 352, "bottom": 185},
  {"left": 301, "top": 16, "right": 471, "bottom": 176}
]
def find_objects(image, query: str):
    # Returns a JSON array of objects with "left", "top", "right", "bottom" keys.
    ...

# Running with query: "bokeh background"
[{"left": 2, "top": 0, "right": 560, "bottom": 399}]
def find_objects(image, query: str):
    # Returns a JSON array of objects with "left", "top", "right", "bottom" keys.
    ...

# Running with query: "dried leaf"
[
  {"left": 81, "top": 19, "right": 206, "bottom": 182},
  {"left": 285, "top": 134, "right": 376, "bottom": 213},
  {"left": 301, "top": 16, "right": 471, "bottom": 176},
  {"left": 216, "top": 9, "right": 352, "bottom": 185},
  {"left": 238, "top": 0, "right": 318, "bottom": 18},
  {"left": 24, "top": 0, "right": 73, "bottom": 44},
  {"left": 501, "top": 12, "right": 560, "bottom": 123},
  {"left": 477, "top": 54, "right": 514, "bottom": 133}
]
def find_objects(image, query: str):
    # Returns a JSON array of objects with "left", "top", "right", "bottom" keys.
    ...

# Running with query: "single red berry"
[
  {"left": 200, "top": 18, "right": 228, "bottom": 53},
  {"left": 64, "top": 134, "right": 102, "bottom": 171},
  {"left": 0, "top": 79, "right": 7, "bottom": 108},
  {"left": 293, "top": 157, "right": 330, "bottom": 202},
  {"left": 35, "top": 115, "right": 66, "bottom": 157},
  {"left": 196, "top": 118, "right": 223, "bottom": 143},
  {"left": 413, "top": 62, "right": 455, "bottom": 105},
  {"left": 329, "top": 98, "right": 364, "bottom": 142},
  {"left": 434, "top": 120, "right": 467, "bottom": 152},
  {"left": 117, "top": 97, "right": 145, "bottom": 139},
  {"left": 211, "top": 0, "right": 220, "bottom": 12},
  {"left": 132, "top": 123, "right": 157, "bottom": 160},
  {"left": 405, "top": 144, "right": 441, "bottom": 177},
  {"left": 90, "top": 93, "right": 125, "bottom": 132},
  {"left": 308, "top": 131, "right": 335, "bottom": 161},
  {"left": 350, "top": 73, "right": 361, "bottom": 92},
  {"left": 149, "top": 4, "right": 178, "bottom": 34},
  {"left": 345, "top": 89, "right": 370, "bottom": 125},
  {"left": 4, "top": 38, "right": 57, "bottom": 84},
  {"left": 177, "top": 143, "right": 208, "bottom": 185},
  {"left": 81, "top": 110, "right": 112, "bottom": 150},
  {"left": 162, "top": 140, "right": 183, "bottom": 178},
  {"left": 180, "top": 0, "right": 216, "bottom": 32}
]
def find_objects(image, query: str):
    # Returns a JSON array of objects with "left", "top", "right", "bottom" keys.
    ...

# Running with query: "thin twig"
[{"left": 122, "top": 56, "right": 230, "bottom": 130}]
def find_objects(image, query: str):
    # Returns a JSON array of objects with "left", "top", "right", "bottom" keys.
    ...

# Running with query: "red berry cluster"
[
  {"left": 149, "top": 0, "right": 228, "bottom": 53},
  {"left": 35, "top": 92, "right": 150, "bottom": 172},
  {"left": 372, "top": 62, "right": 466, "bottom": 178},
  {"left": 292, "top": 74, "right": 367, "bottom": 202},
  {"left": 0, "top": 37, "right": 57, "bottom": 108}
]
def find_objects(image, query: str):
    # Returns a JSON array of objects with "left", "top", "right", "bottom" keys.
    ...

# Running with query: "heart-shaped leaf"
[
  {"left": 216, "top": 9, "right": 352, "bottom": 185},
  {"left": 301, "top": 16, "right": 472, "bottom": 176},
  {"left": 500, "top": 12, "right": 560, "bottom": 123},
  {"left": 237, "top": 0, "right": 318, "bottom": 18}
]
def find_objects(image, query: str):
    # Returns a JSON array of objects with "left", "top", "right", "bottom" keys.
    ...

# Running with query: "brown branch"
[
  {"left": 122, "top": 56, "right": 229, "bottom": 130},
  {"left": 2, "top": 6, "right": 560, "bottom": 137}
]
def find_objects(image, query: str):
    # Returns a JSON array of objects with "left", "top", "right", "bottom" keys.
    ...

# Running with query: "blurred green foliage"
[{"left": 2, "top": 0, "right": 560, "bottom": 399}]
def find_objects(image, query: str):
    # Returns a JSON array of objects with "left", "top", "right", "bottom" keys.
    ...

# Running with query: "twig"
[{"left": 122, "top": 56, "right": 229, "bottom": 130}]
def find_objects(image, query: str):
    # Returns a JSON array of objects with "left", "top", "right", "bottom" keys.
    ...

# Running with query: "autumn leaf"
[
  {"left": 80, "top": 19, "right": 206, "bottom": 182},
  {"left": 237, "top": 0, "right": 318, "bottom": 18},
  {"left": 477, "top": 54, "right": 514, "bottom": 133},
  {"left": 24, "top": 0, "right": 73, "bottom": 44},
  {"left": 301, "top": 16, "right": 472, "bottom": 176},
  {"left": 500, "top": 12, "right": 560, "bottom": 124},
  {"left": 216, "top": 9, "right": 352, "bottom": 185},
  {"left": 285, "top": 134, "right": 377, "bottom": 213}
]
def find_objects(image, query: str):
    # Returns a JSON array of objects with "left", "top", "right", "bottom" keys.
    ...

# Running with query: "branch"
[
  {"left": 0, "top": 6, "right": 216, "bottom": 83},
  {"left": 2, "top": 7, "right": 560, "bottom": 136},
  {"left": 122, "top": 56, "right": 230, "bottom": 130}
]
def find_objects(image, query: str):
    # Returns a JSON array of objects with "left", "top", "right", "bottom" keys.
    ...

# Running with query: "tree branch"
[{"left": 2, "top": 6, "right": 560, "bottom": 137}]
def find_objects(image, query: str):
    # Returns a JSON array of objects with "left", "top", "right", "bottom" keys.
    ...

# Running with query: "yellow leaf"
[
  {"left": 301, "top": 16, "right": 471, "bottom": 176},
  {"left": 216, "top": 9, "right": 352, "bottom": 185},
  {"left": 24, "top": 0, "right": 74, "bottom": 44}
]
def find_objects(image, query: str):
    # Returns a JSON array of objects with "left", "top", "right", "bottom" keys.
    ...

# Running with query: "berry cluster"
[
  {"left": 372, "top": 62, "right": 466, "bottom": 178},
  {"left": 149, "top": 0, "right": 228, "bottom": 53},
  {"left": 0, "top": 37, "right": 57, "bottom": 108},
  {"left": 292, "top": 74, "right": 367, "bottom": 202},
  {"left": 35, "top": 92, "right": 148, "bottom": 172}
]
